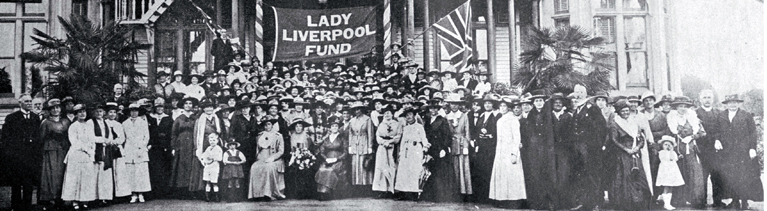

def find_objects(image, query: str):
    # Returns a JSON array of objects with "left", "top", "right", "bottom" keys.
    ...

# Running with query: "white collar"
[{"left": 702, "top": 106, "right": 713, "bottom": 112}]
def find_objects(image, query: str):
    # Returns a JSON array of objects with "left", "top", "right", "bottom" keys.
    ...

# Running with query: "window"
[
  {"left": 555, "top": 18, "right": 570, "bottom": 29},
  {"left": 23, "top": 22, "right": 47, "bottom": 52},
  {"left": 623, "top": 16, "right": 646, "bottom": 49},
  {"left": 155, "top": 30, "right": 177, "bottom": 73},
  {"left": 594, "top": 17, "right": 615, "bottom": 44},
  {"left": 0, "top": 3, "right": 16, "bottom": 15},
  {"left": 554, "top": 0, "right": 569, "bottom": 14},
  {"left": 23, "top": 2, "right": 45, "bottom": 15},
  {"left": 623, "top": 0, "right": 647, "bottom": 10},
  {"left": 0, "top": 22, "right": 15, "bottom": 58},
  {"left": 72, "top": 0, "right": 87, "bottom": 18},
  {"left": 625, "top": 52, "right": 647, "bottom": 86},
  {"left": 599, "top": 0, "right": 615, "bottom": 9}
]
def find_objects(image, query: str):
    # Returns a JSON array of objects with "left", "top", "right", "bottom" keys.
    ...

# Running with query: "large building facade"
[{"left": 2, "top": 0, "right": 728, "bottom": 103}]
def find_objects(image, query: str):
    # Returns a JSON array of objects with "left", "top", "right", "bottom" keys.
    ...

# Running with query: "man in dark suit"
[
  {"left": 568, "top": 85, "right": 607, "bottom": 210},
  {"left": 1, "top": 94, "right": 42, "bottom": 210},
  {"left": 399, "top": 63, "right": 419, "bottom": 91},
  {"left": 695, "top": 90, "right": 726, "bottom": 208},
  {"left": 717, "top": 94, "right": 762, "bottom": 210}
]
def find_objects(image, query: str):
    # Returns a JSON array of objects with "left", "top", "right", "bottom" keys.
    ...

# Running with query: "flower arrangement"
[{"left": 288, "top": 147, "right": 316, "bottom": 170}]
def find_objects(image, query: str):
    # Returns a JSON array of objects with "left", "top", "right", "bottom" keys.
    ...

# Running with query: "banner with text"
[{"left": 272, "top": 6, "right": 377, "bottom": 61}]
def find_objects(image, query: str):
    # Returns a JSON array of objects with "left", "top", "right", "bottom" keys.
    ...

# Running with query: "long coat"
[
  {"left": 552, "top": 111, "right": 575, "bottom": 208},
  {"left": 449, "top": 112, "right": 472, "bottom": 195},
  {"left": 148, "top": 114, "right": 174, "bottom": 195},
  {"left": 421, "top": 115, "right": 460, "bottom": 202},
  {"left": 372, "top": 119, "right": 402, "bottom": 193},
  {"left": 229, "top": 114, "right": 260, "bottom": 168},
  {"left": 471, "top": 110, "right": 499, "bottom": 201},
  {"left": 1, "top": 110, "right": 41, "bottom": 185},
  {"left": 521, "top": 106, "right": 557, "bottom": 209},
  {"left": 695, "top": 108, "right": 726, "bottom": 200},
  {"left": 717, "top": 109, "right": 763, "bottom": 200},
  {"left": 489, "top": 114, "right": 526, "bottom": 201},
  {"left": 394, "top": 122, "right": 429, "bottom": 192},
  {"left": 569, "top": 102, "right": 607, "bottom": 208}
]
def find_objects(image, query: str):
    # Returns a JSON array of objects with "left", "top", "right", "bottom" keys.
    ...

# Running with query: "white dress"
[
  {"left": 489, "top": 114, "right": 527, "bottom": 200},
  {"left": 655, "top": 150, "right": 685, "bottom": 187},
  {"left": 61, "top": 120, "right": 97, "bottom": 202},
  {"left": 122, "top": 118, "right": 152, "bottom": 192}
]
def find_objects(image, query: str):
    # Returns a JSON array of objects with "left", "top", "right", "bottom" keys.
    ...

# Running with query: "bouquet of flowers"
[{"left": 288, "top": 147, "right": 316, "bottom": 170}]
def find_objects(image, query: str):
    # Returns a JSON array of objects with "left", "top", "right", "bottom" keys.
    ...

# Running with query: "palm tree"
[
  {"left": 21, "top": 14, "right": 150, "bottom": 107},
  {"left": 512, "top": 26, "right": 614, "bottom": 95}
]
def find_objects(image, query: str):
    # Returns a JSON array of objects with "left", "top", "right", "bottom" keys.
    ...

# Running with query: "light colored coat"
[
  {"left": 122, "top": 117, "right": 150, "bottom": 163},
  {"left": 489, "top": 114, "right": 526, "bottom": 200},
  {"left": 394, "top": 122, "right": 430, "bottom": 192}
]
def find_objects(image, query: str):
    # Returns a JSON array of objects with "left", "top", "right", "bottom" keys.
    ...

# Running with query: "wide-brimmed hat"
[
  {"left": 658, "top": 135, "right": 677, "bottom": 147},
  {"left": 279, "top": 95, "right": 294, "bottom": 104},
  {"left": 104, "top": 101, "right": 119, "bottom": 111},
  {"left": 157, "top": 70, "right": 170, "bottom": 77},
  {"left": 288, "top": 118, "right": 312, "bottom": 130},
  {"left": 593, "top": 91, "right": 609, "bottom": 101},
  {"left": 43, "top": 98, "right": 62, "bottom": 110},
  {"left": 627, "top": 95, "right": 641, "bottom": 103},
  {"left": 399, "top": 107, "right": 419, "bottom": 118},
  {"left": 671, "top": 96, "right": 694, "bottom": 107},
  {"left": 72, "top": 104, "right": 86, "bottom": 113},
  {"left": 528, "top": 90, "right": 547, "bottom": 100},
  {"left": 127, "top": 103, "right": 143, "bottom": 114},
  {"left": 654, "top": 94, "right": 673, "bottom": 107},
  {"left": 349, "top": 101, "right": 367, "bottom": 110},
  {"left": 225, "top": 141, "right": 241, "bottom": 148},
  {"left": 223, "top": 63, "right": 242, "bottom": 72},
  {"left": 173, "top": 71, "right": 183, "bottom": 76},
  {"left": 236, "top": 100, "right": 252, "bottom": 109},
  {"left": 199, "top": 99, "right": 217, "bottom": 109},
  {"left": 286, "top": 85, "right": 304, "bottom": 94},
  {"left": 177, "top": 97, "right": 199, "bottom": 108},
  {"left": 61, "top": 96, "right": 75, "bottom": 104},
  {"left": 613, "top": 99, "right": 630, "bottom": 113},
  {"left": 722, "top": 94, "right": 744, "bottom": 104},
  {"left": 640, "top": 91, "right": 656, "bottom": 102},
  {"left": 452, "top": 86, "right": 470, "bottom": 95},
  {"left": 260, "top": 118, "right": 280, "bottom": 127}
]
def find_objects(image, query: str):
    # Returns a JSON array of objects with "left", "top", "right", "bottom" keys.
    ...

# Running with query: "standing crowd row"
[{"left": 1, "top": 56, "right": 762, "bottom": 210}]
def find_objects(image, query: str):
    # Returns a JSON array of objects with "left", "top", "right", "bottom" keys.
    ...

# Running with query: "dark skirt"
[
  {"left": 421, "top": 157, "right": 461, "bottom": 202},
  {"left": 610, "top": 152, "right": 651, "bottom": 210},
  {"left": 39, "top": 148, "right": 67, "bottom": 201},
  {"left": 315, "top": 160, "right": 348, "bottom": 193},
  {"left": 285, "top": 166, "right": 317, "bottom": 199},
  {"left": 674, "top": 145, "right": 705, "bottom": 206},
  {"left": 222, "top": 164, "right": 245, "bottom": 179}
]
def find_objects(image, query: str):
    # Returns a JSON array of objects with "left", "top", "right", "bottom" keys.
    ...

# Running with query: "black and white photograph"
[{"left": 0, "top": 0, "right": 763, "bottom": 210}]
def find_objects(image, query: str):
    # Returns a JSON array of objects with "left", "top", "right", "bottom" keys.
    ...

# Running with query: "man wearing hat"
[
  {"left": 399, "top": 61, "right": 419, "bottom": 91},
  {"left": 1, "top": 94, "right": 41, "bottom": 210},
  {"left": 716, "top": 94, "right": 762, "bottom": 209},
  {"left": 155, "top": 70, "right": 175, "bottom": 99},
  {"left": 458, "top": 70, "right": 478, "bottom": 90},
  {"left": 694, "top": 90, "right": 726, "bottom": 208}
]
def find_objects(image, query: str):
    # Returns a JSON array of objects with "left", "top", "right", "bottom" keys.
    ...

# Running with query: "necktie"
[{"left": 24, "top": 114, "right": 28, "bottom": 119}]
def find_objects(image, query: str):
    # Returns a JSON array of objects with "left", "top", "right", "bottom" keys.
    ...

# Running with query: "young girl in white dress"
[{"left": 655, "top": 135, "right": 685, "bottom": 210}]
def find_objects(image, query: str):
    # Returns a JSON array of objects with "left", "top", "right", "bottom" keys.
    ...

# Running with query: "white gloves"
[
  {"left": 749, "top": 149, "right": 756, "bottom": 159},
  {"left": 714, "top": 140, "right": 723, "bottom": 151},
  {"left": 439, "top": 150, "right": 446, "bottom": 158}
]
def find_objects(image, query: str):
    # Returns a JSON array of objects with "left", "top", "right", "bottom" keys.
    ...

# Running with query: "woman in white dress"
[
  {"left": 62, "top": 104, "right": 97, "bottom": 210},
  {"left": 183, "top": 73, "right": 206, "bottom": 100},
  {"left": 489, "top": 97, "right": 526, "bottom": 207},
  {"left": 104, "top": 102, "right": 132, "bottom": 199},
  {"left": 393, "top": 108, "right": 430, "bottom": 201},
  {"left": 122, "top": 104, "right": 152, "bottom": 203}
]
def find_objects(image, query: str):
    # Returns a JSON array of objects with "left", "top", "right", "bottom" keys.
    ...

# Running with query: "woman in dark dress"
[
  {"left": 39, "top": 99, "right": 71, "bottom": 209},
  {"left": 608, "top": 100, "right": 651, "bottom": 210},
  {"left": 192, "top": 99, "right": 228, "bottom": 200},
  {"left": 169, "top": 97, "right": 199, "bottom": 198},
  {"left": 285, "top": 118, "right": 316, "bottom": 199},
  {"left": 315, "top": 116, "right": 348, "bottom": 200},
  {"left": 420, "top": 102, "right": 460, "bottom": 202}
]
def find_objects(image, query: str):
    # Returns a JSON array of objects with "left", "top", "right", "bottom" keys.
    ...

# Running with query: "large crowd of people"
[{"left": 1, "top": 52, "right": 763, "bottom": 211}]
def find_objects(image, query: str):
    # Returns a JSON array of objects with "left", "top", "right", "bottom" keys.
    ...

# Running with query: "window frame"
[{"left": 592, "top": 0, "right": 650, "bottom": 88}]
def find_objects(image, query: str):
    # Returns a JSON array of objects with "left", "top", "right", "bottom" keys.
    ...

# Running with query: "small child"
[
  {"left": 222, "top": 142, "right": 246, "bottom": 189},
  {"left": 655, "top": 135, "right": 685, "bottom": 210},
  {"left": 202, "top": 133, "right": 224, "bottom": 202}
]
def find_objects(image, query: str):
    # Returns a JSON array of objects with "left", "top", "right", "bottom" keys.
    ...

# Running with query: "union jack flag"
[{"left": 433, "top": 2, "right": 473, "bottom": 72}]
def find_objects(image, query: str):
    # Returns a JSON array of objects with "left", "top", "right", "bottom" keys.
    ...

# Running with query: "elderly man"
[
  {"left": 694, "top": 90, "right": 726, "bottom": 208},
  {"left": 1, "top": 94, "right": 42, "bottom": 210},
  {"left": 568, "top": 84, "right": 607, "bottom": 210}
]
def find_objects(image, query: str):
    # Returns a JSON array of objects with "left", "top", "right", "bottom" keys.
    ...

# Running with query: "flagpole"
[{"left": 391, "top": 1, "right": 468, "bottom": 56}]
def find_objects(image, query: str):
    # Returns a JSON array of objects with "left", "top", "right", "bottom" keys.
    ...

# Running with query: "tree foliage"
[
  {"left": 512, "top": 26, "right": 614, "bottom": 95},
  {"left": 20, "top": 15, "right": 150, "bottom": 108}
]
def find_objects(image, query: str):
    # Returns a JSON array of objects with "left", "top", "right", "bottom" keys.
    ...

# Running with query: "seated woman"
[
  {"left": 248, "top": 119, "right": 286, "bottom": 201},
  {"left": 315, "top": 116, "right": 349, "bottom": 200},
  {"left": 285, "top": 118, "right": 316, "bottom": 199}
]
